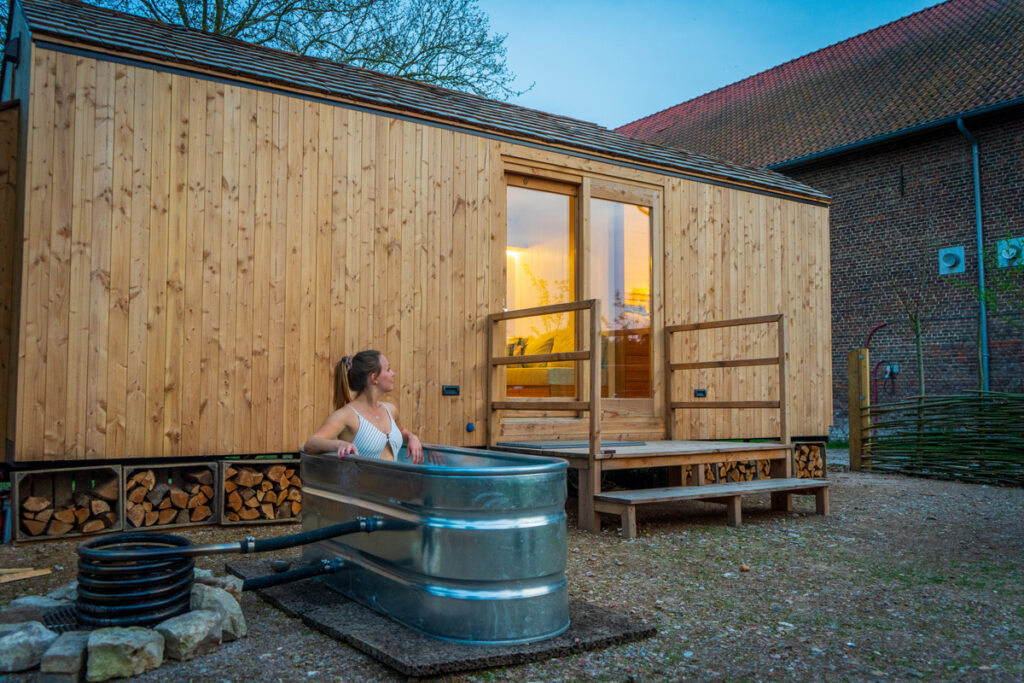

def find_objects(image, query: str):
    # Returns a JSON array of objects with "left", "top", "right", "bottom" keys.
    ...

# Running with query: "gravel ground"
[{"left": 2, "top": 465, "right": 1022, "bottom": 682}]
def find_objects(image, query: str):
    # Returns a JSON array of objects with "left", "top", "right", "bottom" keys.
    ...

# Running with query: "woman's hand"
[
  {"left": 337, "top": 441, "right": 358, "bottom": 458},
  {"left": 407, "top": 435, "right": 424, "bottom": 464}
]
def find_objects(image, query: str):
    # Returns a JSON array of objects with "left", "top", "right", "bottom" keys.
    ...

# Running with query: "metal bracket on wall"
[
  {"left": 938, "top": 246, "right": 965, "bottom": 275},
  {"left": 997, "top": 238, "right": 1024, "bottom": 268}
]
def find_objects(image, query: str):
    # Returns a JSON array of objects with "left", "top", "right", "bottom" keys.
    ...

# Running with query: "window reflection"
[{"left": 591, "top": 199, "right": 652, "bottom": 399}]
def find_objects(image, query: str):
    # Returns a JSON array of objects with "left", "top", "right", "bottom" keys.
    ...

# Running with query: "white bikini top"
[{"left": 349, "top": 404, "right": 403, "bottom": 459}]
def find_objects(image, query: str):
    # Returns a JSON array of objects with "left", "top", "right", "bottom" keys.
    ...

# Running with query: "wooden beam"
[
  {"left": 666, "top": 314, "right": 782, "bottom": 333},
  {"left": 671, "top": 401, "right": 780, "bottom": 409},
  {"left": 670, "top": 357, "right": 778, "bottom": 370},
  {"left": 491, "top": 400, "right": 590, "bottom": 411},
  {"left": 491, "top": 350, "right": 589, "bottom": 366},
  {"left": 487, "top": 299, "right": 596, "bottom": 322}
]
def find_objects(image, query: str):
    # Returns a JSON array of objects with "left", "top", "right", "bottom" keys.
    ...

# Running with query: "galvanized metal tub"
[{"left": 300, "top": 445, "right": 569, "bottom": 645}]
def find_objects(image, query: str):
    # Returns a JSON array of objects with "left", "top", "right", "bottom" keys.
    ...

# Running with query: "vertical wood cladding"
[{"left": 12, "top": 49, "right": 830, "bottom": 461}]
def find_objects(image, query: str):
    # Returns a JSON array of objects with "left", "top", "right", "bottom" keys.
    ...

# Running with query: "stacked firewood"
[
  {"left": 794, "top": 444, "right": 825, "bottom": 478},
  {"left": 125, "top": 468, "right": 215, "bottom": 528},
  {"left": 224, "top": 464, "right": 301, "bottom": 522},
  {"left": 681, "top": 460, "right": 772, "bottom": 484},
  {"left": 20, "top": 478, "right": 120, "bottom": 537}
]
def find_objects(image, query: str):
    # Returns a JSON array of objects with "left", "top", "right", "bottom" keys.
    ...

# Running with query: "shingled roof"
[
  {"left": 6, "top": 0, "right": 827, "bottom": 202},
  {"left": 617, "top": 0, "right": 1024, "bottom": 169}
]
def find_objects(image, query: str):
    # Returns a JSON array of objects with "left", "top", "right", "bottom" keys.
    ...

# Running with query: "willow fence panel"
[{"left": 862, "top": 392, "right": 1024, "bottom": 485}]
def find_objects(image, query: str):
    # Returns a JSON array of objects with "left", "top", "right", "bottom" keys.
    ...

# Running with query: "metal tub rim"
[{"left": 300, "top": 444, "right": 569, "bottom": 477}]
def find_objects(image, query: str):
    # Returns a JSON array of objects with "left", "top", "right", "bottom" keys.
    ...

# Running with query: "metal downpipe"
[{"left": 955, "top": 118, "right": 990, "bottom": 391}]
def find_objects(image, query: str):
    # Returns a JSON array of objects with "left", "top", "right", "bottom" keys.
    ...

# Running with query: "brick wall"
[{"left": 783, "top": 109, "right": 1024, "bottom": 435}]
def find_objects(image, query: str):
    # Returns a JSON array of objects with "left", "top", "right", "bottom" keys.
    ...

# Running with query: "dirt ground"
[{"left": 1, "top": 467, "right": 1022, "bottom": 682}]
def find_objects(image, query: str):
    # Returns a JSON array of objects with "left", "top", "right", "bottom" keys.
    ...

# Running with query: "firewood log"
[
  {"left": 47, "top": 520, "right": 73, "bottom": 536},
  {"left": 22, "top": 518, "right": 47, "bottom": 536},
  {"left": 227, "top": 491, "right": 242, "bottom": 511},
  {"left": 169, "top": 486, "right": 189, "bottom": 508},
  {"left": 186, "top": 469, "right": 214, "bottom": 486},
  {"left": 287, "top": 489, "right": 302, "bottom": 503},
  {"left": 74, "top": 508, "right": 90, "bottom": 525},
  {"left": 224, "top": 480, "right": 238, "bottom": 493},
  {"left": 146, "top": 483, "right": 169, "bottom": 506},
  {"left": 200, "top": 485, "right": 214, "bottom": 499},
  {"left": 99, "top": 511, "right": 118, "bottom": 526},
  {"left": 240, "top": 489, "right": 256, "bottom": 501},
  {"left": 23, "top": 496, "right": 52, "bottom": 513},
  {"left": 267, "top": 465, "right": 287, "bottom": 484},
  {"left": 260, "top": 503, "right": 274, "bottom": 520},
  {"left": 227, "top": 512, "right": 240, "bottom": 522},
  {"left": 158, "top": 509, "right": 177, "bottom": 525},
  {"left": 244, "top": 497, "right": 260, "bottom": 509},
  {"left": 144, "top": 510, "right": 159, "bottom": 526},
  {"left": 81, "top": 519, "right": 106, "bottom": 534},
  {"left": 158, "top": 497, "right": 173, "bottom": 510},
  {"left": 127, "top": 505, "right": 145, "bottom": 527},
  {"left": 128, "top": 486, "right": 147, "bottom": 504},
  {"left": 36, "top": 508, "right": 54, "bottom": 524},
  {"left": 54, "top": 508, "right": 76, "bottom": 524},
  {"left": 238, "top": 508, "right": 260, "bottom": 521},
  {"left": 275, "top": 501, "right": 290, "bottom": 518},
  {"left": 93, "top": 477, "right": 120, "bottom": 501},
  {"left": 90, "top": 499, "right": 111, "bottom": 516},
  {"left": 225, "top": 466, "right": 238, "bottom": 478},
  {"left": 264, "top": 491, "right": 277, "bottom": 505},
  {"left": 284, "top": 468, "right": 295, "bottom": 479},
  {"left": 138, "top": 470, "right": 156, "bottom": 491},
  {"left": 175, "top": 509, "right": 190, "bottom": 525},
  {"left": 291, "top": 501, "right": 301, "bottom": 516},
  {"left": 190, "top": 505, "right": 211, "bottom": 522}
]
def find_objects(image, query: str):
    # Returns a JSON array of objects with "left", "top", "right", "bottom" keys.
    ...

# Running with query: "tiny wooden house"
[{"left": 1, "top": 0, "right": 832, "bottom": 465}]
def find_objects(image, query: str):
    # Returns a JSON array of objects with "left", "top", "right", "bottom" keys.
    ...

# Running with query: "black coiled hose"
[{"left": 76, "top": 517, "right": 414, "bottom": 628}]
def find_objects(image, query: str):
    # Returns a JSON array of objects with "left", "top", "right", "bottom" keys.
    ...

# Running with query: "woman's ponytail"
[{"left": 333, "top": 351, "right": 382, "bottom": 409}]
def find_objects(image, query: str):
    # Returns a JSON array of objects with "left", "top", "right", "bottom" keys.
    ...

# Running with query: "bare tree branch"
[{"left": 80, "top": 0, "right": 528, "bottom": 99}]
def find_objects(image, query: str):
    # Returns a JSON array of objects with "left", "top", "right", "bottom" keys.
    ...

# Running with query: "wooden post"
[
  {"left": 485, "top": 318, "right": 499, "bottom": 449},
  {"left": 664, "top": 327, "right": 675, "bottom": 441},
  {"left": 847, "top": 348, "right": 870, "bottom": 470},
  {"left": 777, "top": 315, "right": 789, "bottom": 445},
  {"left": 588, "top": 299, "right": 601, "bottom": 457}
]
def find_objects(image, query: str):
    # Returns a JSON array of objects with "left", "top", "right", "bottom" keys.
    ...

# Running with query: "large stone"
[
  {"left": 86, "top": 627, "right": 164, "bottom": 682},
  {"left": 46, "top": 581, "right": 80, "bottom": 602},
  {"left": 190, "top": 584, "right": 246, "bottom": 642},
  {"left": 0, "top": 620, "right": 59, "bottom": 672},
  {"left": 39, "top": 630, "right": 90, "bottom": 682},
  {"left": 0, "top": 595, "right": 68, "bottom": 624},
  {"left": 193, "top": 569, "right": 243, "bottom": 601},
  {"left": 154, "top": 610, "right": 222, "bottom": 660}
]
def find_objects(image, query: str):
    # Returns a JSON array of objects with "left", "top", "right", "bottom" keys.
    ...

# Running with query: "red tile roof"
[
  {"left": 617, "top": 0, "right": 1024, "bottom": 168},
  {"left": 9, "top": 0, "right": 828, "bottom": 202}
]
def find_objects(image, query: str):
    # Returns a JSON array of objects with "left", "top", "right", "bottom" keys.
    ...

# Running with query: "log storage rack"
[
  {"left": 123, "top": 464, "right": 220, "bottom": 530},
  {"left": 14, "top": 466, "right": 123, "bottom": 542},
  {"left": 220, "top": 457, "right": 302, "bottom": 525}
]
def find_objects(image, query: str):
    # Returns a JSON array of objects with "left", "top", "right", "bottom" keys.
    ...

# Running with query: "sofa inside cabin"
[{"left": 505, "top": 328, "right": 650, "bottom": 398}]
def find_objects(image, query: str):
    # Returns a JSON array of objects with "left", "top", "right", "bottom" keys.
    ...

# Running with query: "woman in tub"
[{"left": 303, "top": 350, "right": 424, "bottom": 463}]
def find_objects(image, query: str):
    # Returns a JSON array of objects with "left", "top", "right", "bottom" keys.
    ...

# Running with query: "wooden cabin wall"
[
  {"left": 12, "top": 47, "right": 831, "bottom": 462},
  {"left": 14, "top": 48, "right": 503, "bottom": 462},
  {"left": 0, "top": 104, "right": 19, "bottom": 448}
]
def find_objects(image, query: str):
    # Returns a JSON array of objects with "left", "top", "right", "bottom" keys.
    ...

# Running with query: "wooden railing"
[
  {"left": 664, "top": 314, "right": 789, "bottom": 444},
  {"left": 486, "top": 299, "right": 602, "bottom": 454}
]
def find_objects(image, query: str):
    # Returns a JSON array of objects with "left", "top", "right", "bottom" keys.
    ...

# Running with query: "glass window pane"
[
  {"left": 590, "top": 199, "right": 651, "bottom": 399},
  {"left": 506, "top": 185, "right": 575, "bottom": 398}
]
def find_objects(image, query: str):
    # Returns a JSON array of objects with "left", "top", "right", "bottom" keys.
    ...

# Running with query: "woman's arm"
[
  {"left": 303, "top": 409, "right": 359, "bottom": 457},
  {"left": 387, "top": 403, "right": 423, "bottom": 464}
]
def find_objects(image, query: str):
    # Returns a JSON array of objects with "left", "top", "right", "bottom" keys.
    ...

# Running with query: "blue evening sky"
[{"left": 477, "top": 0, "right": 940, "bottom": 129}]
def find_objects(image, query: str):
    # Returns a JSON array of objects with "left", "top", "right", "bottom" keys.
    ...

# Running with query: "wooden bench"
[{"left": 593, "top": 478, "right": 830, "bottom": 539}]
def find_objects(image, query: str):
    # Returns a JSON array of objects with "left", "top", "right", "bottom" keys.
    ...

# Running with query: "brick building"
[{"left": 617, "top": 0, "right": 1024, "bottom": 434}]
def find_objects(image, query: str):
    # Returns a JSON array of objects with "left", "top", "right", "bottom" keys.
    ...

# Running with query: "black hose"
[
  {"left": 241, "top": 558, "right": 345, "bottom": 591},
  {"left": 247, "top": 517, "right": 415, "bottom": 554},
  {"left": 75, "top": 516, "right": 415, "bottom": 628}
]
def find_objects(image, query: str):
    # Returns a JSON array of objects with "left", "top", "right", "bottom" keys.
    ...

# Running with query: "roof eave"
[{"left": 768, "top": 96, "right": 1024, "bottom": 171}]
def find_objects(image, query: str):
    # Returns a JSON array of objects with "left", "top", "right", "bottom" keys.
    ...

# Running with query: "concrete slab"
[{"left": 227, "top": 559, "right": 655, "bottom": 678}]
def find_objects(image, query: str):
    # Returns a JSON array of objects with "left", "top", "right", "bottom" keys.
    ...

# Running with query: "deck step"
[
  {"left": 594, "top": 478, "right": 829, "bottom": 505},
  {"left": 594, "top": 478, "right": 830, "bottom": 538}
]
